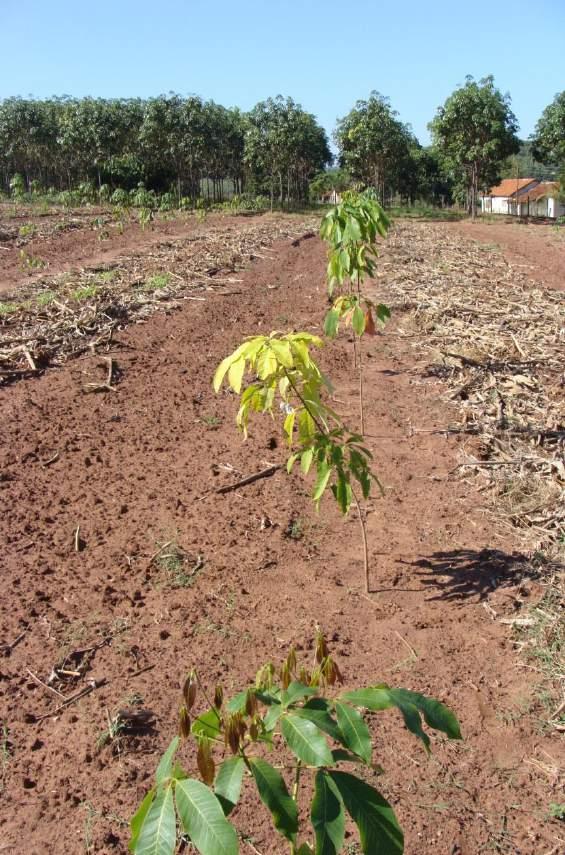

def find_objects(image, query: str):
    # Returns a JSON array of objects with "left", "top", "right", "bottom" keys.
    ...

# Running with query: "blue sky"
[{"left": 1, "top": 0, "right": 563, "bottom": 146}]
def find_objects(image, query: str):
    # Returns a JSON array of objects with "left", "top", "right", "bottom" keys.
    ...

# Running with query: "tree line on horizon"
[{"left": 0, "top": 80, "right": 562, "bottom": 215}]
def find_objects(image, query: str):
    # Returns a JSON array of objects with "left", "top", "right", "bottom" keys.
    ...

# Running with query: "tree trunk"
[{"left": 471, "top": 163, "right": 477, "bottom": 220}]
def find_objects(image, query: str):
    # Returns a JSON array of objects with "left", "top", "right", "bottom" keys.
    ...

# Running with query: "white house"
[
  {"left": 517, "top": 182, "right": 565, "bottom": 219},
  {"left": 481, "top": 178, "right": 539, "bottom": 215}
]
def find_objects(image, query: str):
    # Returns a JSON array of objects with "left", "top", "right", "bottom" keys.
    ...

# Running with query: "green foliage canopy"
[
  {"left": 429, "top": 75, "right": 519, "bottom": 216},
  {"left": 532, "top": 91, "right": 565, "bottom": 167}
]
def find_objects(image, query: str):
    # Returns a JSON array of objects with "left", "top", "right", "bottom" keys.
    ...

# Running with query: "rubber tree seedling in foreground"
[{"left": 129, "top": 631, "right": 462, "bottom": 854}]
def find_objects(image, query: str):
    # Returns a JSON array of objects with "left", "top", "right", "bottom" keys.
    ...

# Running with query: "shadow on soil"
[{"left": 410, "top": 548, "right": 538, "bottom": 601}]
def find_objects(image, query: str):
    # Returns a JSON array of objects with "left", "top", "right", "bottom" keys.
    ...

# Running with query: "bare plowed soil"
[
  {"left": 449, "top": 219, "right": 565, "bottom": 292},
  {"left": 1, "top": 217, "right": 563, "bottom": 854},
  {"left": 0, "top": 205, "right": 255, "bottom": 294}
]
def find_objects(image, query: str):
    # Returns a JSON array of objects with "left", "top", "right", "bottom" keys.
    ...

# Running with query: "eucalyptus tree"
[
  {"left": 429, "top": 75, "right": 519, "bottom": 218},
  {"left": 334, "top": 92, "right": 412, "bottom": 203}
]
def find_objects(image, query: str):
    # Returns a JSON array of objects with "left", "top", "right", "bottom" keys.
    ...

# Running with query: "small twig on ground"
[
  {"left": 216, "top": 464, "right": 281, "bottom": 494},
  {"left": 25, "top": 668, "right": 66, "bottom": 699},
  {"left": 41, "top": 451, "right": 59, "bottom": 467},
  {"left": 124, "top": 664, "right": 156, "bottom": 680},
  {"left": 394, "top": 631, "right": 418, "bottom": 660},
  {"left": 34, "top": 679, "right": 107, "bottom": 722},
  {"left": 146, "top": 540, "right": 173, "bottom": 570},
  {"left": 83, "top": 356, "right": 116, "bottom": 393},
  {"left": 1, "top": 629, "right": 27, "bottom": 655},
  {"left": 22, "top": 347, "right": 36, "bottom": 371},
  {"left": 482, "top": 601, "right": 497, "bottom": 620}
]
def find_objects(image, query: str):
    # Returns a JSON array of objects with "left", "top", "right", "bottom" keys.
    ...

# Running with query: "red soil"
[
  {"left": 449, "top": 219, "right": 565, "bottom": 292},
  {"left": 0, "top": 222, "right": 561, "bottom": 854},
  {"left": 0, "top": 208, "right": 252, "bottom": 294}
]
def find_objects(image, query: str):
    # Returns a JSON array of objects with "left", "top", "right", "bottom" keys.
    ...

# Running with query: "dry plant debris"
[
  {"left": 0, "top": 215, "right": 318, "bottom": 384},
  {"left": 379, "top": 221, "right": 564, "bottom": 554}
]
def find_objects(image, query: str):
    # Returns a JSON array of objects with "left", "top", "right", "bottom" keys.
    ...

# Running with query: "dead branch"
[{"left": 216, "top": 464, "right": 282, "bottom": 494}]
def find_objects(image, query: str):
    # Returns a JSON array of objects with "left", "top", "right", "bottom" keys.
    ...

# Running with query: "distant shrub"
[{"left": 111, "top": 188, "right": 130, "bottom": 207}]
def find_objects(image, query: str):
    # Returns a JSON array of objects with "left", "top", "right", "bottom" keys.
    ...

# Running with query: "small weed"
[
  {"left": 548, "top": 803, "right": 565, "bottom": 820},
  {"left": 19, "top": 222, "right": 37, "bottom": 238},
  {"left": 154, "top": 540, "right": 204, "bottom": 588},
  {"left": 199, "top": 414, "right": 222, "bottom": 429},
  {"left": 72, "top": 284, "right": 99, "bottom": 301},
  {"left": 0, "top": 302, "right": 19, "bottom": 316},
  {"left": 285, "top": 516, "right": 304, "bottom": 540},
  {"left": 96, "top": 709, "right": 126, "bottom": 753},
  {"left": 515, "top": 579, "right": 564, "bottom": 729},
  {"left": 19, "top": 249, "right": 46, "bottom": 270},
  {"left": 95, "top": 269, "right": 118, "bottom": 285},
  {"left": 123, "top": 692, "right": 144, "bottom": 707},
  {"left": 36, "top": 290, "right": 56, "bottom": 307},
  {"left": 82, "top": 800, "right": 128, "bottom": 853},
  {"left": 143, "top": 272, "right": 172, "bottom": 291},
  {"left": 496, "top": 696, "right": 533, "bottom": 727},
  {"left": 194, "top": 620, "right": 234, "bottom": 639},
  {"left": 83, "top": 801, "right": 98, "bottom": 854},
  {"left": 1, "top": 725, "right": 12, "bottom": 792}
]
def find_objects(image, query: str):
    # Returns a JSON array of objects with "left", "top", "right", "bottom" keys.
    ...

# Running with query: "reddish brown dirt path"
[
  {"left": 0, "top": 228, "right": 560, "bottom": 853},
  {"left": 0, "top": 210, "right": 253, "bottom": 294},
  {"left": 448, "top": 219, "right": 565, "bottom": 291}
]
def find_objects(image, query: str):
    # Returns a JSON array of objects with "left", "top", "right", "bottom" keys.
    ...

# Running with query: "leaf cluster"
[
  {"left": 320, "top": 191, "right": 389, "bottom": 293},
  {"left": 130, "top": 634, "right": 462, "bottom": 855},
  {"left": 213, "top": 333, "right": 377, "bottom": 512}
]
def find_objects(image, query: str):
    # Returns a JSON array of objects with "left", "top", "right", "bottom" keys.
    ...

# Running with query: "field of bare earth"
[{"left": 1, "top": 208, "right": 563, "bottom": 854}]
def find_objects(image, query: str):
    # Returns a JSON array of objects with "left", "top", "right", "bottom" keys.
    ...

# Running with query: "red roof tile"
[{"left": 486, "top": 178, "right": 538, "bottom": 197}]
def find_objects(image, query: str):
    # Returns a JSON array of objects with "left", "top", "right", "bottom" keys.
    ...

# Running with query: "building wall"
[
  {"left": 491, "top": 196, "right": 511, "bottom": 214},
  {"left": 548, "top": 197, "right": 565, "bottom": 218}
]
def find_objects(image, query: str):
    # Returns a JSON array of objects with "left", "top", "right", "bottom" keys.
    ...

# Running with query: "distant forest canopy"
[
  {"left": 0, "top": 93, "right": 454, "bottom": 207},
  {"left": 0, "top": 94, "right": 332, "bottom": 205},
  {"left": 0, "top": 84, "right": 562, "bottom": 210},
  {"left": 500, "top": 141, "right": 558, "bottom": 182}
]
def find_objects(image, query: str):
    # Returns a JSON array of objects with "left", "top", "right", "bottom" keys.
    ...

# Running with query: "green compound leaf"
[
  {"left": 249, "top": 757, "right": 298, "bottom": 842},
  {"left": 375, "top": 303, "right": 391, "bottom": 325},
  {"left": 311, "top": 771, "right": 345, "bottom": 855},
  {"left": 130, "top": 784, "right": 176, "bottom": 855},
  {"left": 281, "top": 713, "right": 334, "bottom": 766},
  {"left": 323, "top": 309, "right": 340, "bottom": 338},
  {"left": 282, "top": 681, "right": 319, "bottom": 707},
  {"left": 312, "top": 460, "right": 332, "bottom": 506},
  {"left": 334, "top": 702, "right": 372, "bottom": 764},
  {"left": 214, "top": 757, "right": 245, "bottom": 816},
  {"left": 175, "top": 778, "right": 239, "bottom": 855},
  {"left": 292, "top": 699, "right": 343, "bottom": 743},
  {"left": 129, "top": 788, "right": 155, "bottom": 853},
  {"left": 155, "top": 737, "right": 180, "bottom": 785},
  {"left": 341, "top": 685, "right": 461, "bottom": 751},
  {"left": 192, "top": 708, "right": 222, "bottom": 740},
  {"left": 352, "top": 305, "right": 366, "bottom": 336},
  {"left": 328, "top": 771, "right": 403, "bottom": 855}
]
